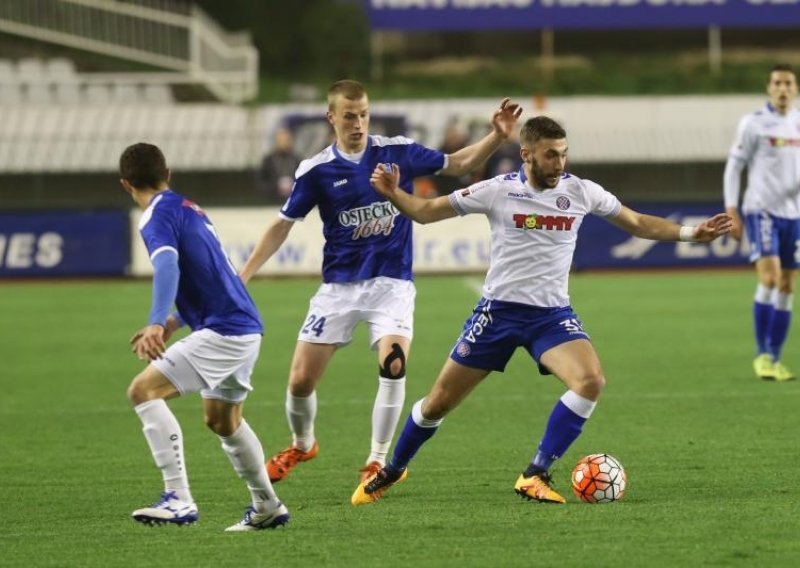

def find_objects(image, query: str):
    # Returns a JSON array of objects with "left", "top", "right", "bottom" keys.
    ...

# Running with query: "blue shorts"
[
  {"left": 744, "top": 212, "right": 800, "bottom": 268},
  {"left": 449, "top": 297, "right": 590, "bottom": 374}
]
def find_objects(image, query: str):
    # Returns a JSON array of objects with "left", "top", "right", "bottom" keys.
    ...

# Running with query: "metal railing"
[{"left": 0, "top": 0, "right": 258, "bottom": 103}]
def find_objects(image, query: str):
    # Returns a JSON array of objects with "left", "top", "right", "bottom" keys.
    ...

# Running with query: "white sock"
[
  {"left": 286, "top": 390, "right": 317, "bottom": 451},
  {"left": 134, "top": 399, "right": 193, "bottom": 503},
  {"left": 220, "top": 419, "right": 280, "bottom": 512},
  {"left": 368, "top": 376, "right": 406, "bottom": 465}
]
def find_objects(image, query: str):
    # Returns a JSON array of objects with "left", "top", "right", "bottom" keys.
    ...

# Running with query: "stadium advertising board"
[
  {"left": 367, "top": 0, "right": 800, "bottom": 30},
  {"left": 0, "top": 210, "right": 128, "bottom": 276},
  {"left": 573, "top": 202, "right": 749, "bottom": 269},
  {"left": 129, "top": 207, "right": 491, "bottom": 276},
  {"left": 131, "top": 205, "right": 742, "bottom": 276}
]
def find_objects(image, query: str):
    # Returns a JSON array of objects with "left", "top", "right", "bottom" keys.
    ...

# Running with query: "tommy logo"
[
  {"left": 334, "top": 179, "right": 348, "bottom": 187},
  {"left": 512, "top": 213, "right": 575, "bottom": 231},
  {"left": 768, "top": 137, "right": 800, "bottom": 148}
]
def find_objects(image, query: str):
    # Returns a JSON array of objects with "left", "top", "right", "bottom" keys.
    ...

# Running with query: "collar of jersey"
[
  {"left": 332, "top": 137, "right": 371, "bottom": 166},
  {"left": 147, "top": 188, "right": 172, "bottom": 205}
]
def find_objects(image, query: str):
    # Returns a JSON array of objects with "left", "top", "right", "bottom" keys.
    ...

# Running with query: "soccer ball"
[{"left": 571, "top": 453, "right": 627, "bottom": 503}]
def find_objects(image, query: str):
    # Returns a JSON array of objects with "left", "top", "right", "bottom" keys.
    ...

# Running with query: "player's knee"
[
  {"left": 379, "top": 343, "right": 406, "bottom": 380},
  {"left": 578, "top": 369, "right": 606, "bottom": 400},
  {"left": 127, "top": 377, "right": 153, "bottom": 406},
  {"left": 203, "top": 412, "right": 236, "bottom": 437}
]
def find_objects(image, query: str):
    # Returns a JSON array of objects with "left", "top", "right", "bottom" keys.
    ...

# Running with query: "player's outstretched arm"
[
  {"left": 371, "top": 164, "right": 457, "bottom": 224},
  {"left": 441, "top": 97, "right": 523, "bottom": 176},
  {"left": 609, "top": 205, "right": 733, "bottom": 243},
  {"left": 239, "top": 217, "right": 294, "bottom": 283}
]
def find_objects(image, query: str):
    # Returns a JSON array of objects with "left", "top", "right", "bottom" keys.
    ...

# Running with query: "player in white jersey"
[
  {"left": 352, "top": 116, "right": 731, "bottom": 505},
  {"left": 724, "top": 64, "right": 800, "bottom": 382},
  {"left": 120, "top": 143, "right": 288, "bottom": 531},
  {"left": 239, "top": 80, "right": 522, "bottom": 487}
]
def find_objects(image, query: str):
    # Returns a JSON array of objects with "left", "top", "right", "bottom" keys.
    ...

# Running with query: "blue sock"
[
  {"left": 754, "top": 301, "right": 775, "bottom": 355},
  {"left": 526, "top": 399, "right": 588, "bottom": 475},
  {"left": 770, "top": 309, "right": 791, "bottom": 361},
  {"left": 387, "top": 401, "right": 441, "bottom": 472}
]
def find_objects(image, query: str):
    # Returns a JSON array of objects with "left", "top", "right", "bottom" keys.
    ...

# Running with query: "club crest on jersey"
[
  {"left": 556, "top": 196, "right": 570, "bottom": 210},
  {"left": 338, "top": 200, "right": 400, "bottom": 239},
  {"left": 512, "top": 213, "right": 575, "bottom": 231}
]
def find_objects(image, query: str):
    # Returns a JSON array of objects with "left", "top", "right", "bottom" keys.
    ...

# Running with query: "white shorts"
[
  {"left": 298, "top": 276, "right": 415, "bottom": 349},
  {"left": 152, "top": 328, "right": 261, "bottom": 403}
]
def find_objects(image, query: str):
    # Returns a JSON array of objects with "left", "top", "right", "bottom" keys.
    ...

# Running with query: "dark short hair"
[
  {"left": 119, "top": 142, "right": 168, "bottom": 189},
  {"left": 771, "top": 63, "right": 795, "bottom": 75},
  {"left": 519, "top": 116, "right": 567, "bottom": 147},
  {"left": 327, "top": 79, "right": 367, "bottom": 111}
]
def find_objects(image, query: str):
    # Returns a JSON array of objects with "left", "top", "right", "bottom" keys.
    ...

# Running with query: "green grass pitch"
[{"left": 2, "top": 272, "right": 799, "bottom": 567}]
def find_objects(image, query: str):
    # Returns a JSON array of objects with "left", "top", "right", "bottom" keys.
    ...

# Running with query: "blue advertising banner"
[
  {"left": 367, "top": 1, "right": 800, "bottom": 31},
  {"left": 573, "top": 203, "right": 749, "bottom": 270},
  {"left": 0, "top": 210, "right": 129, "bottom": 276}
]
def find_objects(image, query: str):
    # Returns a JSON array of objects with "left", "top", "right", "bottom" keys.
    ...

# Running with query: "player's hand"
[
  {"left": 692, "top": 213, "right": 734, "bottom": 243},
  {"left": 491, "top": 97, "right": 523, "bottom": 139},
  {"left": 130, "top": 324, "right": 167, "bottom": 362},
  {"left": 725, "top": 208, "right": 743, "bottom": 241},
  {"left": 370, "top": 163, "right": 400, "bottom": 198}
]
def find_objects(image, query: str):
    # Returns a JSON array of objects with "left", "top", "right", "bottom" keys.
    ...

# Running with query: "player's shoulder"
[
  {"left": 559, "top": 172, "right": 607, "bottom": 195},
  {"left": 296, "top": 145, "right": 336, "bottom": 179},
  {"left": 370, "top": 134, "right": 417, "bottom": 148}
]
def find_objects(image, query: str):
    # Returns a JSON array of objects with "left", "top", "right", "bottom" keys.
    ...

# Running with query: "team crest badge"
[
  {"left": 556, "top": 196, "right": 570, "bottom": 210},
  {"left": 456, "top": 341, "right": 471, "bottom": 357}
]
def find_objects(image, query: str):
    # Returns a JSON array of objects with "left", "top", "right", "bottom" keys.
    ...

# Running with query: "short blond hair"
[{"left": 327, "top": 80, "right": 367, "bottom": 111}]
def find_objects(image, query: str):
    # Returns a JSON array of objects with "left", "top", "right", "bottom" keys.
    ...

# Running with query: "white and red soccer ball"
[{"left": 571, "top": 453, "right": 627, "bottom": 503}]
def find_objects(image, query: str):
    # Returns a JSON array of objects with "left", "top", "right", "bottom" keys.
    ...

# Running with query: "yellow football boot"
[
  {"left": 514, "top": 472, "right": 566, "bottom": 504},
  {"left": 351, "top": 467, "right": 408, "bottom": 505},
  {"left": 753, "top": 354, "right": 776, "bottom": 380}
]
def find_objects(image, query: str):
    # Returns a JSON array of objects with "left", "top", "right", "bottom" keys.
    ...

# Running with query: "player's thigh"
[
  {"left": 288, "top": 340, "right": 338, "bottom": 395},
  {"left": 538, "top": 339, "right": 605, "bottom": 399},
  {"left": 128, "top": 363, "right": 181, "bottom": 404},
  {"left": 423, "top": 358, "right": 492, "bottom": 419}
]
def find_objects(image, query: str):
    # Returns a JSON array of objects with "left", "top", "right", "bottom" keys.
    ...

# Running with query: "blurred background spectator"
[
  {"left": 433, "top": 120, "right": 471, "bottom": 195},
  {"left": 258, "top": 127, "right": 301, "bottom": 203}
]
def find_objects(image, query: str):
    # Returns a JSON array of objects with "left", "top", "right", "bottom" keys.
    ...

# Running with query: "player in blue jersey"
[
  {"left": 120, "top": 143, "right": 289, "bottom": 531},
  {"left": 351, "top": 116, "right": 732, "bottom": 505},
  {"left": 724, "top": 64, "right": 800, "bottom": 382},
  {"left": 239, "top": 80, "right": 522, "bottom": 486}
]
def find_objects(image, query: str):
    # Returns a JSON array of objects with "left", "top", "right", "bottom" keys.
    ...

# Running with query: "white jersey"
[
  {"left": 449, "top": 169, "right": 621, "bottom": 307},
  {"left": 726, "top": 104, "right": 800, "bottom": 218}
]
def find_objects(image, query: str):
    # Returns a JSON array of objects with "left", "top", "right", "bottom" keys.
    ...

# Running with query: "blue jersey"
[
  {"left": 138, "top": 190, "right": 263, "bottom": 335},
  {"left": 280, "top": 135, "right": 445, "bottom": 283}
]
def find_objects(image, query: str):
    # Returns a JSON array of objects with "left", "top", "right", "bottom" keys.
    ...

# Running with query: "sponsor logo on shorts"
[
  {"left": 464, "top": 307, "right": 492, "bottom": 343},
  {"left": 334, "top": 178, "right": 348, "bottom": 187},
  {"left": 461, "top": 188, "right": 471, "bottom": 197}
]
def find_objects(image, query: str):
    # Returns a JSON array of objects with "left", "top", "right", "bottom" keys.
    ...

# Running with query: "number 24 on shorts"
[{"left": 302, "top": 314, "right": 327, "bottom": 337}]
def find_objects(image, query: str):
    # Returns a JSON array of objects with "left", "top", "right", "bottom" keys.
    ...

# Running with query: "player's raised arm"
[
  {"left": 239, "top": 217, "right": 295, "bottom": 283},
  {"left": 371, "top": 164, "right": 457, "bottom": 225},
  {"left": 608, "top": 205, "right": 733, "bottom": 243},
  {"left": 441, "top": 97, "right": 523, "bottom": 176}
]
